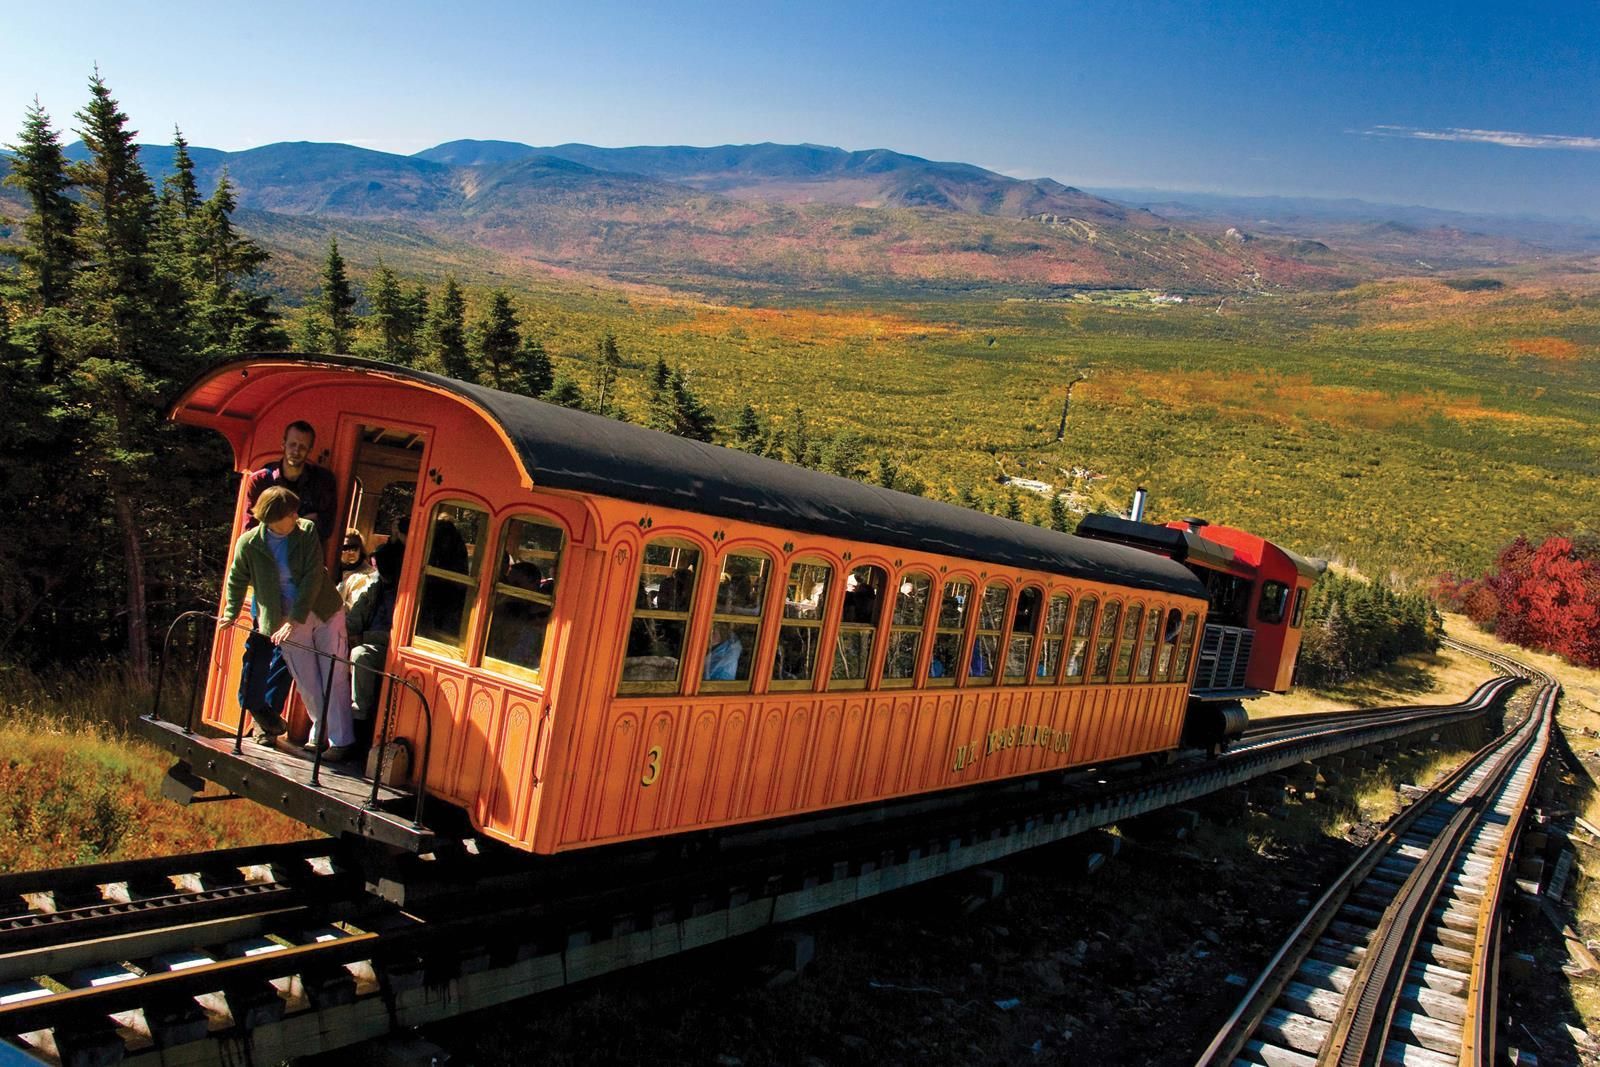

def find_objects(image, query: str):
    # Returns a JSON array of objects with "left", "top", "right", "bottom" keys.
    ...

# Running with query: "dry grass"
[
  {"left": 1248, "top": 643, "right": 1494, "bottom": 721},
  {"left": 0, "top": 662, "right": 313, "bottom": 872}
]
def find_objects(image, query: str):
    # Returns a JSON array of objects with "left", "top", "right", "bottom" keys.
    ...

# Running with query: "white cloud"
[{"left": 1355, "top": 124, "right": 1600, "bottom": 151}]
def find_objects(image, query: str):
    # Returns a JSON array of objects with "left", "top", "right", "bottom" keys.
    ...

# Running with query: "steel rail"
[
  {"left": 5, "top": 646, "right": 1521, "bottom": 1064},
  {"left": 1195, "top": 651, "right": 1555, "bottom": 1067}
]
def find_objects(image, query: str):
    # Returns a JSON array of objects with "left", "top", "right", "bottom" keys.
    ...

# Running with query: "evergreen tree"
[
  {"left": 669, "top": 367, "right": 716, "bottom": 441},
  {"left": 957, "top": 484, "right": 980, "bottom": 511},
  {"left": 593, "top": 332, "right": 622, "bottom": 416},
  {"left": 1002, "top": 493, "right": 1023, "bottom": 521},
  {"left": 426, "top": 275, "right": 473, "bottom": 380},
  {"left": 820, "top": 429, "right": 865, "bottom": 478},
  {"left": 786, "top": 406, "right": 811, "bottom": 466},
  {"left": 544, "top": 373, "right": 586, "bottom": 409},
  {"left": 514, "top": 337, "right": 554, "bottom": 398},
  {"left": 363, "top": 262, "right": 406, "bottom": 363},
  {"left": 645, "top": 355, "right": 674, "bottom": 432},
  {"left": 1048, "top": 493, "right": 1070, "bottom": 533},
  {"left": 4, "top": 98, "right": 77, "bottom": 381},
  {"left": 475, "top": 289, "right": 521, "bottom": 389},
  {"left": 399, "top": 283, "right": 429, "bottom": 365},
  {"left": 733, "top": 404, "right": 763, "bottom": 449},
  {"left": 190, "top": 174, "right": 283, "bottom": 353},
  {"left": 68, "top": 71, "right": 192, "bottom": 681},
  {"left": 315, "top": 238, "right": 356, "bottom": 353},
  {"left": 161, "top": 126, "right": 201, "bottom": 221}
]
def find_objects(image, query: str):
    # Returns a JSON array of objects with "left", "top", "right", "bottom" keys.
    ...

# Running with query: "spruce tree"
[
  {"left": 4, "top": 98, "right": 78, "bottom": 381},
  {"left": 666, "top": 366, "right": 716, "bottom": 441},
  {"left": 427, "top": 275, "right": 473, "bottom": 380},
  {"left": 645, "top": 356, "right": 674, "bottom": 432},
  {"left": 593, "top": 332, "right": 622, "bottom": 416},
  {"left": 475, "top": 289, "right": 521, "bottom": 389},
  {"left": 191, "top": 173, "right": 282, "bottom": 353},
  {"left": 514, "top": 337, "right": 554, "bottom": 398},
  {"left": 364, "top": 262, "right": 406, "bottom": 363},
  {"left": 399, "top": 283, "right": 430, "bottom": 364},
  {"left": 544, "top": 373, "right": 586, "bottom": 409},
  {"left": 786, "top": 406, "right": 811, "bottom": 466},
  {"left": 162, "top": 127, "right": 201, "bottom": 221},
  {"left": 734, "top": 404, "right": 762, "bottom": 449},
  {"left": 69, "top": 71, "right": 190, "bottom": 680},
  {"left": 1048, "top": 493, "right": 1070, "bottom": 532},
  {"left": 316, "top": 238, "right": 356, "bottom": 353}
]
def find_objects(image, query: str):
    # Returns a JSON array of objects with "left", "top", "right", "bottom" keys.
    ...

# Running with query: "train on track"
[{"left": 139, "top": 354, "right": 1323, "bottom": 857}]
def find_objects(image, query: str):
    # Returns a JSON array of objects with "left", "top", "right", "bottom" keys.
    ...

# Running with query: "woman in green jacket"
[{"left": 223, "top": 486, "right": 355, "bottom": 760}]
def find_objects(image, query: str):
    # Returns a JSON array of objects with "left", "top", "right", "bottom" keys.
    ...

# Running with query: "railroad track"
[
  {"left": 0, "top": 653, "right": 1527, "bottom": 1065},
  {"left": 1196, "top": 663, "right": 1557, "bottom": 1067}
]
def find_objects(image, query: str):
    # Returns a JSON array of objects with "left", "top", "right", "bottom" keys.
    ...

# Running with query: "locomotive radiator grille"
[{"left": 1193, "top": 624, "right": 1254, "bottom": 692}]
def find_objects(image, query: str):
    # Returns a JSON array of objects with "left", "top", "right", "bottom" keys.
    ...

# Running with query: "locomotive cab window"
[
  {"left": 1258, "top": 581, "right": 1290, "bottom": 625},
  {"left": 772, "top": 560, "right": 831, "bottom": 689},
  {"left": 1004, "top": 586, "right": 1043, "bottom": 684},
  {"left": 969, "top": 583, "right": 1009, "bottom": 685},
  {"left": 882, "top": 572, "right": 932, "bottom": 686},
  {"left": 1064, "top": 596, "right": 1096, "bottom": 683},
  {"left": 620, "top": 540, "right": 701, "bottom": 692},
  {"left": 1112, "top": 604, "right": 1144, "bottom": 683},
  {"left": 483, "top": 516, "right": 565, "bottom": 679},
  {"left": 413, "top": 502, "right": 488, "bottom": 655},
  {"left": 702, "top": 552, "right": 771, "bottom": 691},
  {"left": 928, "top": 578, "right": 972, "bottom": 685},
  {"left": 1291, "top": 587, "right": 1308, "bottom": 628},
  {"left": 832, "top": 565, "right": 887, "bottom": 688},
  {"left": 1089, "top": 600, "right": 1121, "bottom": 683}
]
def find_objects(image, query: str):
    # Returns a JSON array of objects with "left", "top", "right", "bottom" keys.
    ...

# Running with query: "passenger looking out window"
[
  {"left": 969, "top": 584, "right": 1009, "bottom": 685},
  {"left": 1156, "top": 608, "right": 1183, "bottom": 681},
  {"left": 1004, "top": 586, "right": 1043, "bottom": 683},
  {"left": 621, "top": 541, "right": 701, "bottom": 690},
  {"left": 928, "top": 579, "right": 972, "bottom": 684},
  {"left": 772, "top": 560, "right": 831, "bottom": 688},
  {"left": 414, "top": 502, "right": 487, "bottom": 653},
  {"left": 832, "top": 564, "right": 887, "bottom": 687},
  {"left": 883, "top": 573, "right": 932, "bottom": 685},
  {"left": 702, "top": 552, "right": 770, "bottom": 689},
  {"left": 484, "top": 517, "right": 565, "bottom": 678}
]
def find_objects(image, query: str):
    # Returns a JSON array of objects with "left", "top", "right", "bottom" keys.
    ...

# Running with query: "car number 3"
[{"left": 640, "top": 745, "right": 663, "bottom": 787}]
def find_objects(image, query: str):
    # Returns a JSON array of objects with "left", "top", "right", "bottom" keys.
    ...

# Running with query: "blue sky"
[{"left": 6, "top": 1, "right": 1597, "bottom": 217}]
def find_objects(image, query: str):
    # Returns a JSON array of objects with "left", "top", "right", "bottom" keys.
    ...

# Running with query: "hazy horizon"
[{"left": 7, "top": 1, "right": 1597, "bottom": 218}]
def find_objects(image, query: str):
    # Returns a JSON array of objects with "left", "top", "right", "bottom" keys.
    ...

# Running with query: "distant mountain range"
[{"left": 4, "top": 138, "right": 1592, "bottom": 296}]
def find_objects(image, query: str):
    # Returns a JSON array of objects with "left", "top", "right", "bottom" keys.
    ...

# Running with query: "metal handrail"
[{"left": 150, "top": 610, "right": 435, "bottom": 829}]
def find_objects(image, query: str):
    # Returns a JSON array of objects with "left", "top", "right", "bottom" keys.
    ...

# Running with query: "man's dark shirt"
[{"left": 243, "top": 461, "right": 339, "bottom": 544}]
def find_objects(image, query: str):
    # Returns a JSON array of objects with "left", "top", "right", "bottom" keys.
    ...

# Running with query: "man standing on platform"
[{"left": 238, "top": 420, "right": 339, "bottom": 739}]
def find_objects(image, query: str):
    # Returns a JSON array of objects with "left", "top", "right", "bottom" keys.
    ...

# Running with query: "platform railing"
[
  {"left": 1192, "top": 623, "right": 1254, "bottom": 691},
  {"left": 150, "top": 610, "right": 435, "bottom": 830}
]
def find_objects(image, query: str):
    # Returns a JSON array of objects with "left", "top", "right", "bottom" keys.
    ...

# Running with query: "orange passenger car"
[{"left": 145, "top": 355, "right": 1212, "bottom": 855}]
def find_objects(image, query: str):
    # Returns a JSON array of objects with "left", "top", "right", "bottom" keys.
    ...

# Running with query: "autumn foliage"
[{"left": 1439, "top": 535, "right": 1600, "bottom": 667}]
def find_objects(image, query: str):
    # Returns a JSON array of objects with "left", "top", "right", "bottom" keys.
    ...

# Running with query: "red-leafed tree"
[{"left": 1463, "top": 535, "right": 1600, "bottom": 667}]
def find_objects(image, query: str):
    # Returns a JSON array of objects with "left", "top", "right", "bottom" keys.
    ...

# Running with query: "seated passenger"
[
  {"left": 487, "top": 562, "right": 552, "bottom": 669},
  {"left": 338, "top": 529, "right": 376, "bottom": 608},
  {"left": 347, "top": 543, "right": 404, "bottom": 751},
  {"left": 703, "top": 622, "right": 743, "bottom": 681}
]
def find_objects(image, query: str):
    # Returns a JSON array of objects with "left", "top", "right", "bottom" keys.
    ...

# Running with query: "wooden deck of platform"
[{"left": 138, "top": 715, "right": 435, "bottom": 852}]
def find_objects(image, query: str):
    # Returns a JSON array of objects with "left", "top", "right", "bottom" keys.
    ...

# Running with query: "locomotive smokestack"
[{"left": 1130, "top": 486, "right": 1148, "bottom": 523}]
